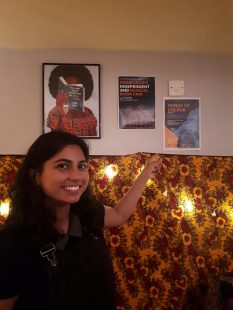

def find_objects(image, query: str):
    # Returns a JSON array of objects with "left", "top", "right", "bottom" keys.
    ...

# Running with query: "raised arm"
[{"left": 104, "top": 154, "right": 162, "bottom": 227}]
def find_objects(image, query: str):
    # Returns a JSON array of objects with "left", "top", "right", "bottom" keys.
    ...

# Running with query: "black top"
[{"left": 0, "top": 205, "right": 116, "bottom": 310}]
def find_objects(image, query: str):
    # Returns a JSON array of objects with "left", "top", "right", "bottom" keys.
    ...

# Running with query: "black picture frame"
[{"left": 43, "top": 63, "right": 101, "bottom": 139}]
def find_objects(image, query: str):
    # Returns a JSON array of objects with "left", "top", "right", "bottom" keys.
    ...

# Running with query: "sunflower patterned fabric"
[{"left": 0, "top": 154, "right": 233, "bottom": 309}]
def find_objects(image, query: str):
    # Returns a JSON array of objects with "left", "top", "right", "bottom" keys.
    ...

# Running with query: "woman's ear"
[{"left": 29, "top": 169, "right": 40, "bottom": 186}]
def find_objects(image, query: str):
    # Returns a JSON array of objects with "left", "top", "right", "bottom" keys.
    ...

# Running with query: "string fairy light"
[
  {"left": 105, "top": 164, "right": 118, "bottom": 179},
  {"left": 183, "top": 198, "right": 194, "bottom": 212},
  {"left": 163, "top": 187, "right": 168, "bottom": 197},
  {"left": 179, "top": 190, "right": 194, "bottom": 214},
  {"left": 212, "top": 209, "right": 217, "bottom": 217},
  {"left": 0, "top": 199, "right": 10, "bottom": 217}
]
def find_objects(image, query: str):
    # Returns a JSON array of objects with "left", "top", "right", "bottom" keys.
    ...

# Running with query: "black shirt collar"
[{"left": 56, "top": 213, "right": 83, "bottom": 251}]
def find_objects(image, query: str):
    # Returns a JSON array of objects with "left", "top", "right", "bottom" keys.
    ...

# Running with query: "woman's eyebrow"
[
  {"left": 79, "top": 160, "right": 88, "bottom": 164},
  {"left": 54, "top": 159, "right": 88, "bottom": 164},
  {"left": 54, "top": 158, "right": 72, "bottom": 163}
]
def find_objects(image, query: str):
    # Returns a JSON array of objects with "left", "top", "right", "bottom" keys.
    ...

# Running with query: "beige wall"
[{"left": 0, "top": 48, "right": 232, "bottom": 155}]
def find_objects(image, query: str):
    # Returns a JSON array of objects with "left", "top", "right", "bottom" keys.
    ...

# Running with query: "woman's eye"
[
  {"left": 79, "top": 162, "right": 88, "bottom": 170},
  {"left": 57, "top": 163, "right": 68, "bottom": 169}
]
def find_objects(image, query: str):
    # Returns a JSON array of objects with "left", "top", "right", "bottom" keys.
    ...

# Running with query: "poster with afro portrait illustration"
[{"left": 43, "top": 63, "right": 100, "bottom": 138}]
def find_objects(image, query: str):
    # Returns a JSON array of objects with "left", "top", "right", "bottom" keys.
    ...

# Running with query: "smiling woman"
[
  {"left": 35, "top": 145, "right": 90, "bottom": 212},
  {"left": 0, "top": 130, "right": 162, "bottom": 309}
]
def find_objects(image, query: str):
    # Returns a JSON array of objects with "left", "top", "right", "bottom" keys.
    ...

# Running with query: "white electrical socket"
[{"left": 169, "top": 80, "right": 184, "bottom": 96}]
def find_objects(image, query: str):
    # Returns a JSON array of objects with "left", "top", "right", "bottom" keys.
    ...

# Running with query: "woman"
[{"left": 0, "top": 131, "right": 161, "bottom": 309}]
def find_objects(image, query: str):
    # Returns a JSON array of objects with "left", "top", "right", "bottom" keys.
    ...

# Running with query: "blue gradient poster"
[{"left": 164, "top": 98, "right": 200, "bottom": 150}]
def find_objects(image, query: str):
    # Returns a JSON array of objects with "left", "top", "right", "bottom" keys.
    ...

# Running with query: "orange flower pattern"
[{"left": 0, "top": 153, "right": 233, "bottom": 309}]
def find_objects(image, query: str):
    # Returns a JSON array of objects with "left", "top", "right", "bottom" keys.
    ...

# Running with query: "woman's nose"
[{"left": 69, "top": 168, "right": 80, "bottom": 180}]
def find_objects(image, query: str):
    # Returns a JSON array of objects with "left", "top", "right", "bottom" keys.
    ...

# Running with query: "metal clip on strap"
[{"left": 40, "top": 243, "right": 58, "bottom": 267}]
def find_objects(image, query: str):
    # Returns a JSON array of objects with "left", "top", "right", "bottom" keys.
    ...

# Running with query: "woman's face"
[{"left": 36, "top": 144, "right": 89, "bottom": 208}]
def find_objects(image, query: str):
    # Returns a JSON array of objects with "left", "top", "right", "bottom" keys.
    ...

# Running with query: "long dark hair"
[{"left": 6, "top": 131, "right": 97, "bottom": 238}]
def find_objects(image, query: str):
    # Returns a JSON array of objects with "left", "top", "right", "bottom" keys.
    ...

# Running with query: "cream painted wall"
[{"left": 0, "top": 49, "right": 232, "bottom": 155}]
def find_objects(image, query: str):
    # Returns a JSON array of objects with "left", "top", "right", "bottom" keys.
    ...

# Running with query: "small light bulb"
[
  {"left": 184, "top": 199, "right": 193, "bottom": 212},
  {"left": 0, "top": 200, "right": 10, "bottom": 217},
  {"left": 212, "top": 209, "right": 217, "bottom": 217},
  {"left": 105, "top": 164, "right": 118, "bottom": 179}
]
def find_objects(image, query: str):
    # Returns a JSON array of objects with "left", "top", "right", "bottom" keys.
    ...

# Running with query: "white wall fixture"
[{"left": 169, "top": 80, "right": 185, "bottom": 96}]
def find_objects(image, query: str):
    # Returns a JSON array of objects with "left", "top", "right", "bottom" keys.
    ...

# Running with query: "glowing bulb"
[
  {"left": 163, "top": 188, "right": 168, "bottom": 197},
  {"left": 105, "top": 164, "right": 118, "bottom": 179},
  {"left": 0, "top": 200, "right": 10, "bottom": 217},
  {"left": 179, "top": 190, "right": 194, "bottom": 214},
  {"left": 184, "top": 199, "right": 193, "bottom": 212},
  {"left": 212, "top": 209, "right": 217, "bottom": 217}
]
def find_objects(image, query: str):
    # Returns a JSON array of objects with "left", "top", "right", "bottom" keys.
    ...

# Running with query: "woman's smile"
[{"left": 62, "top": 185, "right": 80, "bottom": 191}]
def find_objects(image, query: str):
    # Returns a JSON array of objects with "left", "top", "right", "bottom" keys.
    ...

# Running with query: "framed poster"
[
  {"left": 118, "top": 76, "right": 155, "bottom": 129},
  {"left": 43, "top": 63, "right": 100, "bottom": 138},
  {"left": 163, "top": 97, "right": 201, "bottom": 150}
]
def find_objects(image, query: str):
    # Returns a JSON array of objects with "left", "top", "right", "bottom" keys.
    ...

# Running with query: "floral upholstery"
[{"left": 0, "top": 154, "right": 233, "bottom": 309}]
